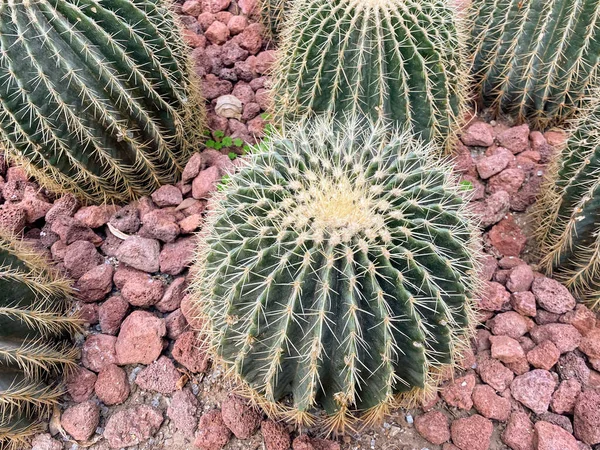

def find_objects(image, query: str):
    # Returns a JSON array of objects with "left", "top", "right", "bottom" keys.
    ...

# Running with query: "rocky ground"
[{"left": 1, "top": 0, "right": 599, "bottom": 450}]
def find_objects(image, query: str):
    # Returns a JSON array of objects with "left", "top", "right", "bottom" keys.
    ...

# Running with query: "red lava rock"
[
  {"left": 205, "top": 21, "right": 230, "bottom": 45},
  {"left": 95, "top": 364, "right": 130, "bottom": 406},
  {"left": 527, "top": 340, "right": 560, "bottom": 370},
  {"left": 487, "top": 168, "right": 526, "bottom": 195},
  {"left": 116, "top": 236, "right": 160, "bottom": 273},
  {"left": 228, "top": 15, "right": 248, "bottom": 35},
  {"left": 502, "top": 410, "right": 534, "bottom": 450},
  {"left": 19, "top": 190, "right": 53, "bottom": 223},
  {"left": 474, "top": 329, "right": 492, "bottom": 352},
  {"left": 45, "top": 194, "right": 79, "bottom": 223},
  {"left": 461, "top": 121, "right": 494, "bottom": 147},
  {"left": 182, "top": 0, "right": 202, "bottom": 15},
  {"left": 160, "top": 236, "right": 196, "bottom": 275},
  {"left": 181, "top": 294, "right": 204, "bottom": 330},
  {"left": 474, "top": 190, "right": 511, "bottom": 228},
  {"left": 574, "top": 389, "right": 600, "bottom": 445},
  {"left": 110, "top": 204, "right": 141, "bottom": 233},
  {"left": 489, "top": 311, "right": 531, "bottom": 339},
  {"left": 221, "top": 394, "right": 261, "bottom": 439},
  {"left": 560, "top": 304, "right": 597, "bottom": 335},
  {"left": 203, "top": 74, "right": 233, "bottom": 99},
  {"left": 51, "top": 216, "right": 102, "bottom": 246},
  {"left": 253, "top": 50, "right": 277, "bottom": 75},
  {"left": 421, "top": 392, "right": 440, "bottom": 412},
  {"left": 193, "top": 166, "right": 220, "bottom": 199},
  {"left": 478, "top": 354, "right": 515, "bottom": 391},
  {"left": 232, "top": 82, "right": 255, "bottom": 104},
  {"left": 139, "top": 209, "right": 180, "bottom": 243},
  {"left": 414, "top": 410, "right": 450, "bottom": 445},
  {"left": 66, "top": 366, "right": 97, "bottom": 402},
  {"left": 557, "top": 352, "right": 590, "bottom": 385},
  {"left": 103, "top": 405, "right": 163, "bottom": 448},
  {"left": 489, "top": 215, "right": 527, "bottom": 257},
  {"left": 168, "top": 388, "right": 199, "bottom": 437},
  {"left": 472, "top": 384, "right": 511, "bottom": 421},
  {"left": 75, "top": 263, "right": 114, "bottom": 302},
  {"left": 76, "top": 302, "right": 99, "bottom": 325},
  {"left": 531, "top": 277, "right": 576, "bottom": 314},
  {"left": 477, "top": 149, "right": 513, "bottom": 179},
  {"left": 183, "top": 153, "right": 204, "bottom": 183},
  {"left": 31, "top": 434, "right": 62, "bottom": 450},
  {"left": 490, "top": 335, "right": 525, "bottom": 363},
  {"left": 479, "top": 281, "right": 511, "bottom": 311},
  {"left": 61, "top": 400, "right": 99, "bottom": 441},
  {"left": 261, "top": 420, "right": 291, "bottom": 450},
  {"left": 292, "top": 435, "right": 340, "bottom": 450},
  {"left": 156, "top": 277, "right": 187, "bottom": 313},
  {"left": 166, "top": 309, "right": 189, "bottom": 340},
  {"left": 506, "top": 264, "right": 534, "bottom": 292},
  {"left": 151, "top": 185, "right": 183, "bottom": 207},
  {"left": 497, "top": 124, "right": 530, "bottom": 154},
  {"left": 179, "top": 213, "right": 203, "bottom": 234},
  {"left": 81, "top": 334, "right": 117, "bottom": 372},
  {"left": 115, "top": 311, "right": 166, "bottom": 365},
  {"left": 551, "top": 379, "right": 581, "bottom": 415},
  {"left": 75, "top": 205, "right": 117, "bottom": 229},
  {"left": 505, "top": 356, "right": 531, "bottom": 375},
  {"left": 510, "top": 369, "right": 556, "bottom": 414},
  {"left": 113, "top": 264, "right": 147, "bottom": 289},
  {"left": 121, "top": 276, "right": 165, "bottom": 308},
  {"left": 480, "top": 255, "right": 498, "bottom": 281},
  {"left": 535, "top": 421, "right": 579, "bottom": 450},
  {"left": 536, "top": 310, "right": 562, "bottom": 325},
  {"left": 450, "top": 414, "right": 493, "bottom": 450},
  {"left": 236, "top": 23, "right": 263, "bottom": 55},
  {"left": 135, "top": 356, "right": 181, "bottom": 394},
  {"left": 99, "top": 295, "right": 129, "bottom": 335},
  {"left": 511, "top": 291, "right": 537, "bottom": 317},
  {"left": 63, "top": 240, "right": 103, "bottom": 279},
  {"left": 238, "top": 0, "right": 256, "bottom": 14},
  {"left": 195, "top": 410, "right": 232, "bottom": 450},
  {"left": 441, "top": 373, "right": 476, "bottom": 410},
  {"left": 173, "top": 331, "right": 208, "bottom": 373},
  {"left": 530, "top": 323, "right": 582, "bottom": 354},
  {"left": 579, "top": 328, "right": 600, "bottom": 359}
]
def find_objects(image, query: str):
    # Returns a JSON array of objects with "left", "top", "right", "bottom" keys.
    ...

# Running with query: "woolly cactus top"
[{"left": 191, "top": 117, "right": 481, "bottom": 429}]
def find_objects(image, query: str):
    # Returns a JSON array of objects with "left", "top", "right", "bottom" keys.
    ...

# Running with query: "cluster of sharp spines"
[
  {"left": 258, "top": 0, "right": 289, "bottom": 39},
  {"left": 191, "top": 117, "right": 480, "bottom": 430},
  {"left": 534, "top": 95, "right": 600, "bottom": 309},
  {"left": 0, "top": 0, "right": 203, "bottom": 204},
  {"left": 468, "top": 0, "right": 600, "bottom": 129},
  {"left": 269, "top": 0, "right": 469, "bottom": 152},
  {"left": 0, "top": 232, "right": 80, "bottom": 450}
]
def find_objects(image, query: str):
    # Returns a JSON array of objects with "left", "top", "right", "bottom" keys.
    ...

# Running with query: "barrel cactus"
[
  {"left": 534, "top": 97, "right": 600, "bottom": 309},
  {"left": 0, "top": 233, "right": 80, "bottom": 449},
  {"left": 258, "top": 0, "right": 289, "bottom": 39},
  {"left": 191, "top": 116, "right": 480, "bottom": 429},
  {"left": 469, "top": 0, "right": 600, "bottom": 129},
  {"left": 270, "top": 0, "right": 468, "bottom": 151},
  {"left": 0, "top": 0, "right": 203, "bottom": 204}
]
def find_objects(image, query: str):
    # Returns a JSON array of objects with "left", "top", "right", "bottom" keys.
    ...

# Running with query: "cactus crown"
[
  {"left": 534, "top": 95, "right": 600, "bottom": 309},
  {"left": 270, "top": 0, "right": 469, "bottom": 151},
  {"left": 191, "top": 116, "right": 480, "bottom": 430},
  {"left": 0, "top": 0, "right": 204, "bottom": 204},
  {"left": 0, "top": 234, "right": 80, "bottom": 449},
  {"left": 469, "top": 0, "right": 600, "bottom": 129}
]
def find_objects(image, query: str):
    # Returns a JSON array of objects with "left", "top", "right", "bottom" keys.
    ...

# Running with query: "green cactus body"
[
  {"left": 535, "top": 97, "right": 600, "bottom": 309},
  {"left": 270, "top": 0, "right": 468, "bottom": 151},
  {"left": 258, "top": 0, "right": 289, "bottom": 39},
  {"left": 469, "top": 0, "right": 600, "bottom": 129},
  {"left": 0, "top": 234, "right": 80, "bottom": 449},
  {"left": 0, "top": 0, "right": 203, "bottom": 204},
  {"left": 191, "top": 116, "right": 480, "bottom": 429}
]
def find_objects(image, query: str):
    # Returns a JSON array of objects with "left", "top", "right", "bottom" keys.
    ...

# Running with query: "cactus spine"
[
  {"left": 258, "top": 0, "right": 289, "bottom": 40},
  {"left": 191, "top": 116, "right": 480, "bottom": 429},
  {"left": 469, "top": 0, "right": 600, "bottom": 129},
  {"left": 0, "top": 0, "right": 204, "bottom": 204},
  {"left": 534, "top": 97, "right": 600, "bottom": 309},
  {"left": 0, "top": 233, "right": 80, "bottom": 449},
  {"left": 270, "top": 0, "right": 468, "bottom": 151}
]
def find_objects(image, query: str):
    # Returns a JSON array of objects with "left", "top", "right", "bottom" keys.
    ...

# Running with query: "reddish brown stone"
[
  {"left": 414, "top": 410, "right": 450, "bottom": 445},
  {"left": 95, "top": 364, "right": 130, "bottom": 406},
  {"left": 450, "top": 414, "right": 493, "bottom": 450},
  {"left": 194, "top": 410, "right": 232, "bottom": 450}
]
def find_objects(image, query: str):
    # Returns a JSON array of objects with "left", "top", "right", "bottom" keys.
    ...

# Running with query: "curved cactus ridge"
[
  {"left": 0, "top": 233, "right": 80, "bottom": 449},
  {"left": 258, "top": 0, "right": 289, "bottom": 39},
  {"left": 269, "top": 0, "right": 469, "bottom": 152},
  {"left": 469, "top": 0, "right": 600, "bottom": 130},
  {"left": 0, "top": 0, "right": 204, "bottom": 204},
  {"left": 191, "top": 116, "right": 481, "bottom": 430},
  {"left": 534, "top": 96, "right": 600, "bottom": 309}
]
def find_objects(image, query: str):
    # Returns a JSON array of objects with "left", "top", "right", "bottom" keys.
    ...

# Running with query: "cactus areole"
[
  {"left": 0, "top": 0, "right": 203, "bottom": 204},
  {"left": 270, "top": 0, "right": 468, "bottom": 151},
  {"left": 191, "top": 117, "right": 480, "bottom": 429}
]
